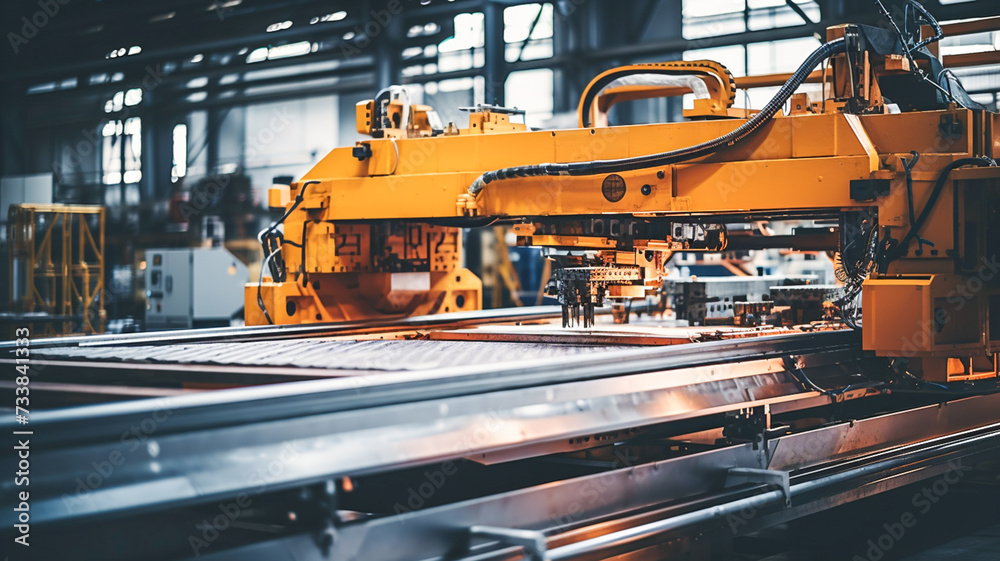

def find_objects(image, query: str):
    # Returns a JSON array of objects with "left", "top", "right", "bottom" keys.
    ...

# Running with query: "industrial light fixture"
[
  {"left": 266, "top": 20, "right": 293, "bottom": 33},
  {"left": 310, "top": 11, "right": 347, "bottom": 24}
]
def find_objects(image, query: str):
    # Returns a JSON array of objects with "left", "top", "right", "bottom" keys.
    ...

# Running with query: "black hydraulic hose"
[
  {"left": 469, "top": 37, "right": 847, "bottom": 195},
  {"left": 903, "top": 151, "right": 920, "bottom": 229},
  {"left": 888, "top": 157, "right": 995, "bottom": 262},
  {"left": 906, "top": 0, "right": 943, "bottom": 52},
  {"left": 255, "top": 180, "right": 319, "bottom": 324}
]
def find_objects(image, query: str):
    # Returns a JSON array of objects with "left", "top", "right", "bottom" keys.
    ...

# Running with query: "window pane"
[
  {"left": 505, "top": 69, "right": 553, "bottom": 123},
  {"left": 172, "top": 123, "right": 188, "bottom": 183}
]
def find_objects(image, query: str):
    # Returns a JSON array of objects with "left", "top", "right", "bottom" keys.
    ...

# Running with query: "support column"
[
  {"left": 483, "top": 1, "right": 507, "bottom": 106},
  {"left": 206, "top": 108, "right": 220, "bottom": 176},
  {"left": 0, "top": 81, "right": 27, "bottom": 178},
  {"left": 376, "top": 6, "right": 403, "bottom": 90}
]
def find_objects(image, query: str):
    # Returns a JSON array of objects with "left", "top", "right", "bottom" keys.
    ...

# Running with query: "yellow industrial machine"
[
  {"left": 248, "top": 18, "right": 999, "bottom": 383},
  {"left": 7, "top": 203, "right": 106, "bottom": 336}
]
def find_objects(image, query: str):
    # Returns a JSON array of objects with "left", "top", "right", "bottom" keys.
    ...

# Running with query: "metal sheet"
[
  {"left": 187, "top": 393, "right": 1000, "bottom": 561},
  {"left": 1, "top": 337, "right": 856, "bottom": 527},
  {"left": 430, "top": 325, "right": 696, "bottom": 346},
  {"left": 1, "top": 306, "right": 568, "bottom": 351},
  {"left": 33, "top": 339, "right": 623, "bottom": 371}
]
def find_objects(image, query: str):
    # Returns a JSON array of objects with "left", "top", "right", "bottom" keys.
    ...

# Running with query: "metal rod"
[
  {"left": 2, "top": 305, "right": 569, "bottom": 350},
  {"left": 546, "top": 424, "right": 1000, "bottom": 560}
]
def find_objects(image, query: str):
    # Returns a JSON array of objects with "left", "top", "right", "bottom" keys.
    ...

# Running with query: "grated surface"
[{"left": 35, "top": 339, "right": 627, "bottom": 371}]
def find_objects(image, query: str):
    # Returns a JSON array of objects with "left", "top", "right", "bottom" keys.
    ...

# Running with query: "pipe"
[{"left": 546, "top": 424, "right": 1000, "bottom": 560}]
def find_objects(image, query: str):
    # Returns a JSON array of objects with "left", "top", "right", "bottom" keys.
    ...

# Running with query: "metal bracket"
[
  {"left": 469, "top": 525, "right": 547, "bottom": 561},
  {"left": 459, "top": 103, "right": 526, "bottom": 116},
  {"left": 314, "top": 480, "right": 338, "bottom": 556},
  {"left": 726, "top": 467, "right": 791, "bottom": 507},
  {"left": 722, "top": 405, "right": 770, "bottom": 449}
]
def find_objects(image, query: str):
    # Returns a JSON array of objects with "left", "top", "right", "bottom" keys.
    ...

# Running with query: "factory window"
[
  {"left": 26, "top": 77, "right": 77, "bottom": 95},
  {"left": 682, "top": 0, "right": 745, "bottom": 40},
  {"left": 683, "top": 36, "right": 822, "bottom": 110},
  {"left": 440, "top": 12, "right": 484, "bottom": 52},
  {"left": 105, "top": 91, "right": 124, "bottom": 113},
  {"left": 438, "top": 12, "right": 485, "bottom": 73},
  {"left": 310, "top": 11, "right": 347, "bottom": 25},
  {"left": 747, "top": 37, "right": 821, "bottom": 74},
  {"left": 105, "top": 45, "right": 141, "bottom": 59},
  {"left": 747, "top": 0, "right": 820, "bottom": 31},
  {"left": 102, "top": 121, "right": 122, "bottom": 184},
  {"left": 684, "top": 45, "right": 746, "bottom": 77},
  {"left": 122, "top": 118, "right": 142, "bottom": 184},
  {"left": 172, "top": 124, "right": 188, "bottom": 183},
  {"left": 124, "top": 88, "right": 143, "bottom": 106},
  {"left": 939, "top": 30, "right": 999, "bottom": 56},
  {"left": 102, "top": 117, "right": 142, "bottom": 185},
  {"left": 936, "top": 27, "right": 999, "bottom": 98},
  {"left": 408, "top": 22, "right": 441, "bottom": 37},
  {"left": 506, "top": 69, "right": 553, "bottom": 123},
  {"left": 415, "top": 77, "right": 481, "bottom": 126},
  {"left": 245, "top": 41, "right": 312, "bottom": 64},
  {"left": 683, "top": 0, "right": 821, "bottom": 39},
  {"left": 266, "top": 20, "right": 292, "bottom": 33},
  {"left": 247, "top": 47, "right": 268, "bottom": 63},
  {"left": 745, "top": 37, "right": 822, "bottom": 107},
  {"left": 504, "top": 3, "right": 553, "bottom": 62}
]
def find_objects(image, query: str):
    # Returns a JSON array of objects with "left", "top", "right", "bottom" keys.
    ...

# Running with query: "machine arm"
[{"left": 468, "top": 38, "right": 846, "bottom": 195}]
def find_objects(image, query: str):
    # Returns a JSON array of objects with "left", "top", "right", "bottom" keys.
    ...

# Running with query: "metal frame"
[
  {"left": 5, "top": 306, "right": 1000, "bottom": 559},
  {"left": 6, "top": 204, "right": 106, "bottom": 335},
  {"left": 1, "top": 330, "right": 856, "bottom": 524},
  {"left": 187, "top": 394, "right": 1000, "bottom": 561}
]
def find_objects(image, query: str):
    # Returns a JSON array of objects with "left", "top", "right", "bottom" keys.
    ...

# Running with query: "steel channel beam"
[
  {"left": 0, "top": 306, "right": 570, "bottom": 351},
  {"left": 0, "top": 335, "right": 857, "bottom": 527},
  {"left": 2, "top": 331, "right": 858, "bottom": 445},
  {"left": 545, "top": 422, "right": 1000, "bottom": 560},
  {"left": 188, "top": 392, "right": 1000, "bottom": 561}
]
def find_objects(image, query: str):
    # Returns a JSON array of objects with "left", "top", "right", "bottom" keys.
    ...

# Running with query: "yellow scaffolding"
[{"left": 7, "top": 204, "right": 106, "bottom": 335}]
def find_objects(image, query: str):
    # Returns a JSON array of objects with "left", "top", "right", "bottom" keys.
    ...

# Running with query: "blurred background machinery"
[
  {"left": 4, "top": 203, "right": 105, "bottom": 337},
  {"left": 143, "top": 247, "right": 248, "bottom": 329}
]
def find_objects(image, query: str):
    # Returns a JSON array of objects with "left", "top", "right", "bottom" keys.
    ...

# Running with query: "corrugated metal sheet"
[{"left": 35, "top": 339, "right": 624, "bottom": 371}]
